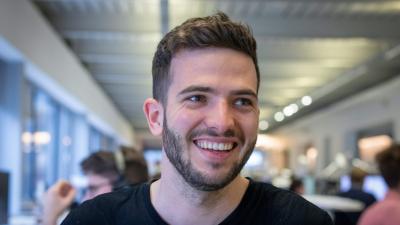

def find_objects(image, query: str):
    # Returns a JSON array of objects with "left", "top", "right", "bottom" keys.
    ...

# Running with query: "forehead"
[{"left": 169, "top": 47, "right": 258, "bottom": 93}]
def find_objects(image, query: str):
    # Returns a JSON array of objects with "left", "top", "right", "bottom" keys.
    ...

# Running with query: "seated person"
[
  {"left": 42, "top": 146, "right": 149, "bottom": 225},
  {"left": 335, "top": 167, "right": 376, "bottom": 225},
  {"left": 358, "top": 143, "right": 400, "bottom": 225}
]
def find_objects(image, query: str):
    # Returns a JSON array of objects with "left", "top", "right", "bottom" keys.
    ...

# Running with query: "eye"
[
  {"left": 234, "top": 98, "right": 253, "bottom": 107},
  {"left": 186, "top": 95, "right": 206, "bottom": 103}
]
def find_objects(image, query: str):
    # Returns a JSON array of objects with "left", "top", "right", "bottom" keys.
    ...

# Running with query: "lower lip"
[{"left": 198, "top": 147, "right": 233, "bottom": 161}]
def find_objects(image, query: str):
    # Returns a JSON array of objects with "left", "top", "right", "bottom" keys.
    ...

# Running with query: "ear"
[{"left": 143, "top": 98, "right": 164, "bottom": 136}]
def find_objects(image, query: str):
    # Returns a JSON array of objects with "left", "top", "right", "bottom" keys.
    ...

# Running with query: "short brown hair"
[
  {"left": 152, "top": 12, "right": 259, "bottom": 105},
  {"left": 350, "top": 167, "right": 367, "bottom": 184},
  {"left": 375, "top": 143, "right": 400, "bottom": 188},
  {"left": 81, "top": 147, "right": 149, "bottom": 185}
]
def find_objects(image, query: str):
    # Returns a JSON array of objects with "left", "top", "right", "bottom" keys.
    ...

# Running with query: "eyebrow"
[
  {"left": 230, "top": 89, "right": 258, "bottom": 99},
  {"left": 178, "top": 85, "right": 258, "bottom": 99},
  {"left": 178, "top": 86, "right": 215, "bottom": 96}
]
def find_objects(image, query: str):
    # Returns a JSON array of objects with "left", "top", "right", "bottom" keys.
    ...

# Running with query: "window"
[
  {"left": 21, "top": 86, "right": 76, "bottom": 209},
  {"left": 21, "top": 87, "right": 59, "bottom": 208},
  {"left": 89, "top": 126, "right": 117, "bottom": 152},
  {"left": 57, "top": 107, "right": 75, "bottom": 180}
]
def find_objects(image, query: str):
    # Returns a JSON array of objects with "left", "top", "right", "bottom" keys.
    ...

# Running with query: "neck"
[{"left": 150, "top": 156, "right": 249, "bottom": 225}]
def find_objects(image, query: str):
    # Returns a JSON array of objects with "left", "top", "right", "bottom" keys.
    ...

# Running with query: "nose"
[{"left": 204, "top": 100, "right": 235, "bottom": 135}]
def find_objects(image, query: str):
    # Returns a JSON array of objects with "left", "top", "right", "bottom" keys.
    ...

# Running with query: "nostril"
[{"left": 204, "top": 117, "right": 236, "bottom": 133}]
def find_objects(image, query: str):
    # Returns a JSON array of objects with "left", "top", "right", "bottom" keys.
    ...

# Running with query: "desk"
[{"left": 303, "top": 195, "right": 365, "bottom": 212}]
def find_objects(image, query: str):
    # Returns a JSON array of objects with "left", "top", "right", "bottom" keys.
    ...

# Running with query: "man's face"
[
  {"left": 162, "top": 47, "right": 259, "bottom": 191},
  {"left": 82, "top": 173, "right": 113, "bottom": 202}
]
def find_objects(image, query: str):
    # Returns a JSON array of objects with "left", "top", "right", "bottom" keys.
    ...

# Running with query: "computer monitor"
[
  {"left": 340, "top": 175, "right": 388, "bottom": 200},
  {"left": 0, "top": 171, "right": 9, "bottom": 225},
  {"left": 363, "top": 175, "right": 388, "bottom": 200}
]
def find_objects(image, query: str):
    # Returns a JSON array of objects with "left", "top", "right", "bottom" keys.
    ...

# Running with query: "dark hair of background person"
[
  {"left": 80, "top": 146, "right": 149, "bottom": 186},
  {"left": 289, "top": 178, "right": 303, "bottom": 193},
  {"left": 152, "top": 12, "right": 260, "bottom": 106},
  {"left": 375, "top": 143, "right": 400, "bottom": 188}
]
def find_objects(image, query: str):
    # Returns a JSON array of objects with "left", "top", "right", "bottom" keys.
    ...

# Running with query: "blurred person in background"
[
  {"left": 358, "top": 143, "right": 400, "bottom": 225},
  {"left": 334, "top": 167, "right": 376, "bottom": 225},
  {"left": 289, "top": 177, "right": 305, "bottom": 195},
  {"left": 42, "top": 146, "right": 149, "bottom": 225}
]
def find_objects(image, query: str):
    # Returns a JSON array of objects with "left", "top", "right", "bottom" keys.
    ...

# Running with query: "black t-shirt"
[{"left": 62, "top": 179, "right": 333, "bottom": 225}]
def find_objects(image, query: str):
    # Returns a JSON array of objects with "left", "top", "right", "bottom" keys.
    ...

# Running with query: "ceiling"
[{"left": 32, "top": 0, "right": 400, "bottom": 145}]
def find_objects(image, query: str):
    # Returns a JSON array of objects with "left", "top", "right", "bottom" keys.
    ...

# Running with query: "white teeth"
[
  {"left": 213, "top": 143, "right": 218, "bottom": 149},
  {"left": 195, "top": 141, "right": 234, "bottom": 151}
]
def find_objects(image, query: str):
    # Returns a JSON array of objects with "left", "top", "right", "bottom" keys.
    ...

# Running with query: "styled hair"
[
  {"left": 152, "top": 12, "right": 259, "bottom": 105},
  {"left": 81, "top": 147, "right": 149, "bottom": 185},
  {"left": 375, "top": 143, "right": 400, "bottom": 188}
]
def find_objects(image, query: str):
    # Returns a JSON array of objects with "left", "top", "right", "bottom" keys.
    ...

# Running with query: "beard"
[{"left": 162, "top": 115, "right": 256, "bottom": 192}]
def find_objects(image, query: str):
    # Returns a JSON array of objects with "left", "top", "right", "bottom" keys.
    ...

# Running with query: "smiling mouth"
[{"left": 194, "top": 140, "right": 237, "bottom": 151}]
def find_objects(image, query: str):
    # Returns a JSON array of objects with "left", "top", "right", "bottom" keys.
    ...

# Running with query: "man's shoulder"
[
  {"left": 249, "top": 180, "right": 304, "bottom": 203},
  {"left": 98, "top": 182, "right": 147, "bottom": 202},
  {"left": 358, "top": 201, "right": 392, "bottom": 225},
  {"left": 61, "top": 183, "right": 149, "bottom": 225},
  {"left": 367, "top": 198, "right": 400, "bottom": 213},
  {"left": 247, "top": 180, "right": 333, "bottom": 225},
  {"left": 250, "top": 181, "right": 306, "bottom": 205}
]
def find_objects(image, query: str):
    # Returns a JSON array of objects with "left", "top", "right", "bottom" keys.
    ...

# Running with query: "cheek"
[
  {"left": 167, "top": 107, "right": 204, "bottom": 134},
  {"left": 240, "top": 115, "right": 259, "bottom": 138}
]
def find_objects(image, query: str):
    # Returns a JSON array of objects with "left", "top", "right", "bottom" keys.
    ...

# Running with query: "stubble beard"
[{"left": 162, "top": 115, "right": 256, "bottom": 192}]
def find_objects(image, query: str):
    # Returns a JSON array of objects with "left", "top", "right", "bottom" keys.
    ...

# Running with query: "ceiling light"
[
  {"left": 301, "top": 96, "right": 312, "bottom": 106},
  {"left": 259, "top": 120, "right": 269, "bottom": 131},
  {"left": 283, "top": 106, "right": 293, "bottom": 117},
  {"left": 274, "top": 112, "right": 285, "bottom": 122},
  {"left": 283, "top": 103, "right": 299, "bottom": 117},
  {"left": 290, "top": 103, "right": 299, "bottom": 113}
]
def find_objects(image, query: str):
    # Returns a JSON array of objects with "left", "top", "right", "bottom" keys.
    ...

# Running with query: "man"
[
  {"left": 62, "top": 12, "right": 332, "bottom": 225},
  {"left": 335, "top": 167, "right": 376, "bottom": 225},
  {"left": 43, "top": 147, "right": 148, "bottom": 225},
  {"left": 358, "top": 144, "right": 400, "bottom": 225}
]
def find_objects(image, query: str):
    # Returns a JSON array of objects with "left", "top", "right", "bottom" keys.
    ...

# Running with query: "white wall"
[
  {"left": 274, "top": 74, "right": 400, "bottom": 173},
  {"left": 0, "top": 0, "right": 135, "bottom": 145}
]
